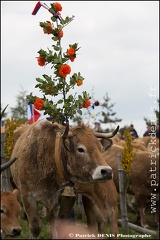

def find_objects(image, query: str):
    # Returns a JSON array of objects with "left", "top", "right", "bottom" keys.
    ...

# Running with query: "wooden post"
[
  {"left": 118, "top": 219, "right": 158, "bottom": 236},
  {"left": 118, "top": 152, "right": 129, "bottom": 233}
]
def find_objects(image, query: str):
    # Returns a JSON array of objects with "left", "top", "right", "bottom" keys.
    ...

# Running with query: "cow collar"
[
  {"left": 55, "top": 131, "right": 66, "bottom": 182},
  {"left": 55, "top": 131, "right": 75, "bottom": 196}
]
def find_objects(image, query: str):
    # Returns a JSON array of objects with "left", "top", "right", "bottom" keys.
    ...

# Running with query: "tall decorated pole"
[{"left": 27, "top": 1, "right": 91, "bottom": 126}]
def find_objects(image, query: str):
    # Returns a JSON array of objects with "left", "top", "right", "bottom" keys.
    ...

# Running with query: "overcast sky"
[{"left": 1, "top": 1, "right": 159, "bottom": 136}]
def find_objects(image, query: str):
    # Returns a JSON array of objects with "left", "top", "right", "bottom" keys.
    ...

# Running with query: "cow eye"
[
  {"left": 77, "top": 147, "right": 85, "bottom": 153},
  {"left": 0, "top": 209, "right": 4, "bottom": 214}
]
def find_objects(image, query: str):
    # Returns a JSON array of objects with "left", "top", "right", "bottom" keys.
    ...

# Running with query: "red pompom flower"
[
  {"left": 82, "top": 99, "right": 91, "bottom": 108},
  {"left": 54, "top": 2, "right": 62, "bottom": 12},
  {"left": 37, "top": 56, "right": 46, "bottom": 66},
  {"left": 34, "top": 98, "right": 44, "bottom": 110},
  {"left": 59, "top": 64, "right": 71, "bottom": 78}
]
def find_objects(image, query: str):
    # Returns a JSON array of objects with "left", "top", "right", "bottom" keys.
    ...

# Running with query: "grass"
[{"left": 5, "top": 197, "right": 159, "bottom": 239}]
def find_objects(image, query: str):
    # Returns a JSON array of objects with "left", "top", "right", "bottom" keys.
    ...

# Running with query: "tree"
[
  {"left": 10, "top": 88, "right": 28, "bottom": 122},
  {"left": 99, "top": 92, "right": 122, "bottom": 131}
]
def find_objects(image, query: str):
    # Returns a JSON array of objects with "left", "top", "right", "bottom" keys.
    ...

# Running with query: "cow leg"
[
  {"left": 22, "top": 195, "right": 42, "bottom": 239},
  {"left": 136, "top": 195, "right": 149, "bottom": 228},
  {"left": 35, "top": 194, "right": 75, "bottom": 239},
  {"left": 138, "top": 207, "right": 149, "bottom": 228},
  {"left": 82, "top": 196, "right": 98, "bottom": 234},
  {"left": 47, "top": 213, "right": 58, "bottom": 239},
  {"left": 58, "top": 196, "right": 76, "bottom": 219},
  {"left": 98, "top": 207, "right": 118, "bottom": 237},
  {"left": 98, "top": 221, "right": 106, "bottom": 234},
  {"left": 108, "top": 207, "right": 119, "bottom": 238},
  {"left": 127, "top": 195, "right": 137, "bottom": 212},
  {"left": 52, "top": 196, "right": 76, "bottom": 238},
  {"left": 46, "top": 198, "right": 76, "bottom": 240}
]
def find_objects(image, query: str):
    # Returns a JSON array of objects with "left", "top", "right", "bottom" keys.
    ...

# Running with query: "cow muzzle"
[
  {"left": 3, "top": 227, "right": 22, "bottom": 238},
  {"left": 12, "top": 227, "right": 22, "bottom": 237},
  {"left": 92, "top": 166, "right": 113, "bottom": 182}
]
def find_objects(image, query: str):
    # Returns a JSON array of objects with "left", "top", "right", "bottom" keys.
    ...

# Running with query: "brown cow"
[
  {"left": 10, "top": 120, "right": 119, "bottom": 239},
  {"left": 45, "top": 138, "right": 118, "bottom": 237},
  {"left": 1, "top": 105, "right": 21, "bottom": 237},
  {"left": 112, "top": 135, "right": 159, "bottom": 153},
  {"left": 1, "top": 189, "right": 21, "bottom": 238},
  {"left": 103, "top": 143, "right": 159, "bottom": 228},
  {"left": 133, "top": 136, "right": 159, "bottom": 153},
  {"left": 58, "top": 138, "right": 118, "bottom": 236},
  {"left": 1, "top": 157, "right": 21, "bottom": 238}
]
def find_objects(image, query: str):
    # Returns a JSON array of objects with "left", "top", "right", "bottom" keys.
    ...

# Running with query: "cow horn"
[
  {"left": 94, "top": 125, "right": 119, "bottom": 138},
  {"left": 1, "top": 157, "right": 17, "bottom": 173},
  {"left": 61, "top": 122, "right": 70, "bottom": 139},
  {"left": 0, "top": 104, "right": 9, "bottom": 119}
]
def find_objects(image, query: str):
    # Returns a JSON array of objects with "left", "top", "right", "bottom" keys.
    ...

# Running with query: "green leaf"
[
  {"left": 36, "top": 78, "right": 44, "bottom": 83},
  {"left": 42, "top": 74, "right": 52, "bottom": 82},
  {"left": 53, "top": 45, "right": 60, "bottom": 51},
  {"left": 53, "top": 58, "right": 61, "bottom": 64},
  {"left": 51, "top": 16, "right": 57, "bottom": 22},
  {"left": 57, "top": 99, "right": 63, "bottom": 104},
  {"left": 77, "top": 109, "right": 82, "bottom": 115}
]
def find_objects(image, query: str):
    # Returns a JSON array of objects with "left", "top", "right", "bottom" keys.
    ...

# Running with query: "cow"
[
  {"left": 1, "top": 104, "right": 21, "bottom": 237},
  {"left": 1, "top": 189, "right": 21, "bottom": 238},
  {"left": 58, "top": 137, "right": 118, "bottom": 237},
  {"left": 102, "top": 143, "right": 159, "bottom": 229},
  {"left": 132, "top": 136, "right": 159, "bottom": 153},
  {"left": 10, "top": 119, "right": 119, "bottom": 239},
  {"left": 112, "top": 134, "right": 159, "bottom": 153},
  {"left": 37, "top": 137, "right": 118, "bottom": 237},
  {"left": 1, "top": 158, "right": 21, "bottom": 238}
]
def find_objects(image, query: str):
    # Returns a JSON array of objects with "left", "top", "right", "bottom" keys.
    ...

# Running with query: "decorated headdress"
[{"left": 27, "top": 1, "right": 91, "bottom": 125}]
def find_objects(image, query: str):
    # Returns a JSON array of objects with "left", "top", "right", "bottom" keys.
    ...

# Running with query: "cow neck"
[{"left": 55, "top": 131, "right": 71, "bottom": 186}]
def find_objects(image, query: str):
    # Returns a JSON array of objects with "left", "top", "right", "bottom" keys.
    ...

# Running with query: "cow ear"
[
  {"left": 100, "top": 138, "right": 113, "bottom": 150},
  {"left": 12, "top": 189, "right": 20, "bottom": 200}
]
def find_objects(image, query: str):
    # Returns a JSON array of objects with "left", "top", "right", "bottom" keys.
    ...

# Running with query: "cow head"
[
  {"left": 62, "top": 123, "right": 119, "bottom": 183},
  {"left": 1, "top": 189, "right": 21, "bottom": 238}
]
